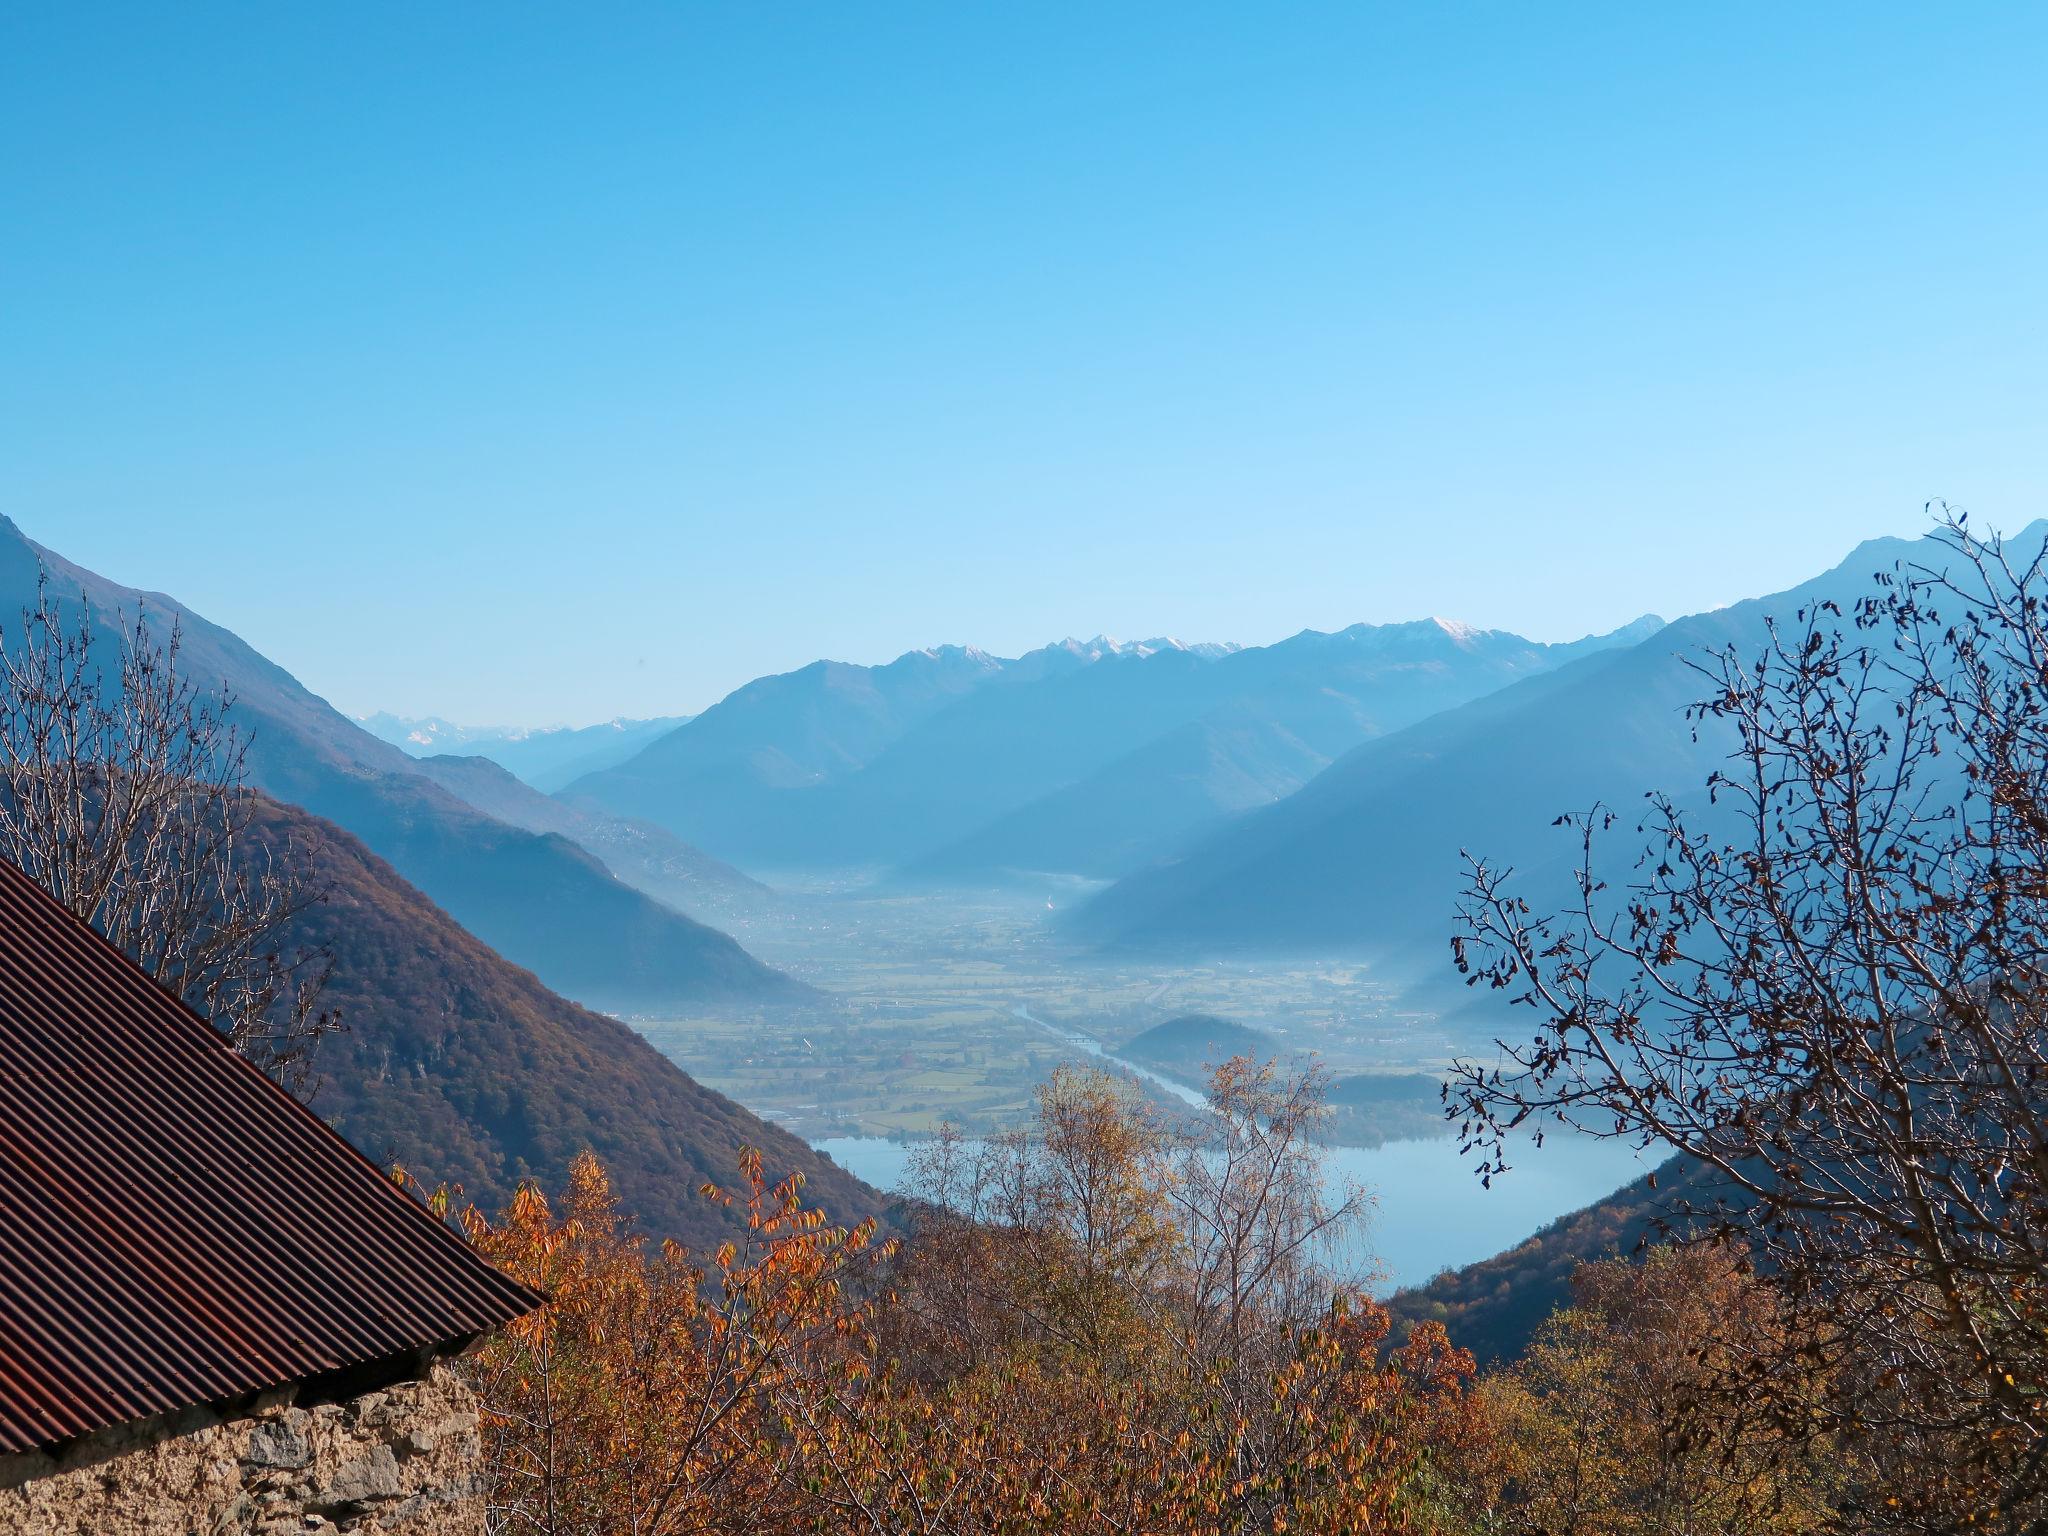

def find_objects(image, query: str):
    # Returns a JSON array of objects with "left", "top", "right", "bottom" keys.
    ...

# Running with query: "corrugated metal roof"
[{"left": 0, "top": 857, "right": 542, "bottom": 1455}]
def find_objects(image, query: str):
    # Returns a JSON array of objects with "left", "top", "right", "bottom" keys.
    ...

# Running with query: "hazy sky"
[{"left": 4, "top": 4, "right": 2043, "bottom": 724}]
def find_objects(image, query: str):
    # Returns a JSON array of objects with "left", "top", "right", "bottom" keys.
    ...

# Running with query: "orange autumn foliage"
[
  {"left": 461, "top": 1148, "right": 889, "bottom": 1535},
  {"left": 786, "top": 1299, "right": 1479, "bottom": 1535},
  {"left": 452, "top": 1063, "right": 1496, "bottom": 1535}
]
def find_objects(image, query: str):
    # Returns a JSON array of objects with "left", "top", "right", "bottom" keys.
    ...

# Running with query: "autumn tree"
[
  {"left": 1469, "top": 1247, "right": 1842, "bottom": 1536},
  {"left": 854, "top": 1059, "right": 1474, "bottom": 1534},
  {"left": 1450, "top": 510, "right": 2048, "bottom": 1532},
  {"left": 893, "top": 1067, "right": 1181, "bottom": 1383},
  {"left": 463, "top": 1149, "right": 890, "bottom": 1536},
  {"left": 0, "top": 573, "right": 335, "bottom": 1091},
  {"left": 1169, "top": 1055, "right": 1371, "bottom": 1459}
]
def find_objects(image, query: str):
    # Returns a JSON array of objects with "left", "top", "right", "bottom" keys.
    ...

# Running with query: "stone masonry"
[{"left": 0, "top": 1363, "right": 483, "bottom": 1536}]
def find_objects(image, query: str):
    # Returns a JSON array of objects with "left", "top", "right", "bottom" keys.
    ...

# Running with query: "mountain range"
[
  {"left": 563, "top": 618, "right": 1664, "bottom": 878},
  {"left": 1, "top": 518, "right": 795, "bottom": 1012},
  {"left": 1068, "top": 525, "right": 2048, "bottom": 1002},
  {"left": 20, "top": 509, "right": 2015, "bottom": 1355},
  {"left": 325, "top": 520, "right": 2027, "bottom": 1034}
]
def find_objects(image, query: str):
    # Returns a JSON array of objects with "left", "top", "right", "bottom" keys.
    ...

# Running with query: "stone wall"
[{"left": 0, "top": 1362, "right": 483, "bottom": 1536}]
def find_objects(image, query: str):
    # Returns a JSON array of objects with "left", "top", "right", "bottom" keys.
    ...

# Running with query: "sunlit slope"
[{"left": 241, "top": 794, "right": 880, "bottom": 1247}]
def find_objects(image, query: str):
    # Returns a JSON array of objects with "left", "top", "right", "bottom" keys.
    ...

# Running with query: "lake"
[{"left": 813, "top": 1124, "right": 1653, "bottom": 1294}]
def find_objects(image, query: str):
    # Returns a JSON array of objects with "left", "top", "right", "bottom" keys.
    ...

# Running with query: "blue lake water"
[
  {"left": 813, "top": 1125, "right": 1653, "bottom": 1294},
  {"left": 813, "top": 1005, "right": 1656, "bottom": 1292}
]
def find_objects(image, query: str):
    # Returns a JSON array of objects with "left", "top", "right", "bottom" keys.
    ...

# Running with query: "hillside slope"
[
  {"left": 1387, "top": 1151, "right": 1709, "bottom": 1363},
  {"left": 908, "top": 712, "right": 1332, "bottom": 881},
  {"left": 3, "top": 517, "right": 795, "bottom": 1010},
  {"left": 1121, "top": 1014, "right": 1279, "bottom": 1072},
  {"left": 415, "top": 752, "right": 771, "bottom": 920},
  {"left": 248, "top": 795, "right": 878, "bottom": 1248}
]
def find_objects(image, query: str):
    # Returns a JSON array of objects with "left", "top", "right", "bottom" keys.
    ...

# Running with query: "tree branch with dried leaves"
[
  {"left": 1448, "top": 508, "right": 2048, "bottom": 1533},
  {"left": 0, "top": 571, "right": 338, "bottom": 1094}
]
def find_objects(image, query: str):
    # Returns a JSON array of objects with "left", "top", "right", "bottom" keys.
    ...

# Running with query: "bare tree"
[
  {"left": 1448, "top": 510, "right": 2048, "bottom": 1533},
  {"left": 1169, "top": 1057, "right": 1369, "bottom": 1403},
  {"left": 0, "top": 572, "right": 338, "bottom": 1095},
  {"left": 899, "top": 1068, "right": 1183, "bottom": 1379},
  {"left": 1166, "top": 1055, "right": 1370, "bottom": 1496}
]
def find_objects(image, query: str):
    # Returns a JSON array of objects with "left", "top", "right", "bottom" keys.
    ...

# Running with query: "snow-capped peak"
[{"left": 1045, "top": 634, "right": 1236, "bottom": 663}]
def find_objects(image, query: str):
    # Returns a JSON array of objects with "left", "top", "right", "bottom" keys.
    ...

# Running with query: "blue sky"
[{"left": 3, "top": 4, "right": 2043, "bottom": 723}]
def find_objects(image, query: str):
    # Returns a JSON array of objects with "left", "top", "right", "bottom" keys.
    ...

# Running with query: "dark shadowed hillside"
[
  {"left": 1, "top": 517, "right": 796, "bottom": 1011},
  {"left": 1322, "top": 1072, "right": 1446, "bottom": 1146},
  {"left": 246, "top": 795, "right": 880, "bottom": 1248},
  {"left": 1387, "top": 1151, "right": 1710, "bottom": 1363}
]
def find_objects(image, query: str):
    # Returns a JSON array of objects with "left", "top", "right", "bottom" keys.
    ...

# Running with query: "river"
[{"left": 1010, "top": 1004, "right": 1208, "bottom": 1107}]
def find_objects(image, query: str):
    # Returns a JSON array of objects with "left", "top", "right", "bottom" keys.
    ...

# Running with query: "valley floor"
[
  {"left": 622, "top": 877, "right": 1653, "bottom": 1291},
  {"left": 633, "top": 877, "right": 1455, "bottom": 1142}
]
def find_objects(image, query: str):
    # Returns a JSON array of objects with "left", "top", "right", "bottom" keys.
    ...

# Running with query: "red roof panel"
[{"left": 0, "top": 857, "right": 541, "bottom": 1454}]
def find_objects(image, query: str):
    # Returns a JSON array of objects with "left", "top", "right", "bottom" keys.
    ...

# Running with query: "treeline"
[{"left": 455, "top": 1058, "right": 1471, "bottom": 1534}]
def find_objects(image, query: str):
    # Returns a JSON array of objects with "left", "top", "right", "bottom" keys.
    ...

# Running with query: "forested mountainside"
[
  {"left": 1072, "top": 525, "right": 2048, "bottom": 982},
  {"left": 1, "top": 517, "right": 795, "bottom": 1010},
  {"left": 568, "top": 617, "right": 1660, "bottom": 876},
  {"left": 1321, "top": 1071, "right": 1446, "bottom": 1147},
  {"left": 1120, "top": 1013, "right": 1279, "bottom": 1073},
  {"left": 247, "top": 794, "right": 879, "bottom": 1248}
]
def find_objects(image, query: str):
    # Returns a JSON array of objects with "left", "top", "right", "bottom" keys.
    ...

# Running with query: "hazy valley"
[{"left": 13, "top": 12, "right": 2034, "bottom": 1527}]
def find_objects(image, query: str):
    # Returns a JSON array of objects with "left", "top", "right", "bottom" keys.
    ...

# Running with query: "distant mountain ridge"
[
  {"left": 566, "top": 616, "right": 1662, "bottom": 878},
  {"left": 1, "top": 517, "right": 797, "bottom": 1011},
  {"left": 359, "top": 712, "right": 692, "bottom": 791},
  {"left": 1069, "top": 525, "right": 2048, "bottom": 996},
  {"left": 907, "top": 613, "right": 1667, "bottom": 881},
  {"left": 411, "top": 752, "right": 772, "bottom": 921}
]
